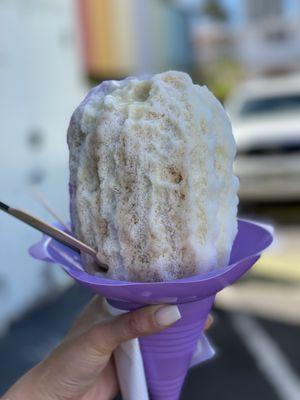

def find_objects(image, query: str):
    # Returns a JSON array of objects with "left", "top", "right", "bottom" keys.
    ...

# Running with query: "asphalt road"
[{"left": 1, "top": 284, "right": 299, "bottom": 400}]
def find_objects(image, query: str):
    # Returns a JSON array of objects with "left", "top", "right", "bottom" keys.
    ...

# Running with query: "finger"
[
  {"left": 86, "top": 304, "right": 181, "bottom": 355},
  {"left": 204, "top": 314, "right": 214, "bottom": 331},
  {"left": 34, "top": 305, "right": 181, "bottom": 399},
  {"left": 64, "top": 296, "right": 110, "bottom": 342},
  {"left": 81, "top": 360, "right": 119, "bottom": 400}
]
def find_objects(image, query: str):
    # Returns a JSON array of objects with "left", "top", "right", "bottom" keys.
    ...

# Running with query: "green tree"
[
  {"left": 202, "top": 0, "right": 228, "bottom": 22},
  {"left": 201, "top": 58, "right": 245, "bottom": 102}
]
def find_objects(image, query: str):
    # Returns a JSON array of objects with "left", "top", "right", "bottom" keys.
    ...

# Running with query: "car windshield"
[{"left": 239, "top": 94, "right": 300, "bottom": 116}]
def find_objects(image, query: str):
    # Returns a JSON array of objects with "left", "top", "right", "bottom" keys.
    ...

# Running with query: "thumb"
[
  {"left": 86, "top": 304, "right": 182, "bottom": 354},
  {"left": 32, "top": 305, "right": 182, "bottom": 400}
]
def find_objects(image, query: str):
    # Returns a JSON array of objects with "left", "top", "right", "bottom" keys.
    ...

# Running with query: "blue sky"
[
  {"left": 218, "top": 0, "right": 300, "bottom": 24},
  {"left": 176, "top": 0, "right": 300, "bottom": 22}
]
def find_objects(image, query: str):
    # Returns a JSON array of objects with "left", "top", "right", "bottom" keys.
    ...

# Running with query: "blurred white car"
[{"left": 226, "top": 75, "right": 300, "bottom": 201}]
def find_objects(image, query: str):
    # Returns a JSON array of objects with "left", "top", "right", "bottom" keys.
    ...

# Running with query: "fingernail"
[{"left": 155, "top": 305, "right": 181, "bottom": 327}]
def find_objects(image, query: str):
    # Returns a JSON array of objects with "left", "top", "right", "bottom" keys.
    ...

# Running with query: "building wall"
[
  {"left": 0, "top": 0, "right": 87, "bottom": 332},
  {"left": 245, "top": 0, "right": 284, "bottom": 22},
  {"left": 238, "top": 16, "right": 300, "bottom": 75},
  {"left": 192, "top": 0, "right": 300, "bottom": 78},
  {"left": 77, "top": 0, "right": 190, "bottom": 79}
]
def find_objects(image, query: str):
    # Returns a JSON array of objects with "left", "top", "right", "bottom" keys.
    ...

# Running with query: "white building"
[
  {"left": 191, "top": 19, "right": 237, "bottom": 67},
  {"left": 0, "top": 0, "right": 87, "bottom": 332},
  {"left": 245, "top": 0, "right": 283, "bottom": 21},
  {"left": 192, "top": 0, "right": 300, "bottom": 78},
  {"left": 239, "top": 0, "right": 300, "bottom": 76}
]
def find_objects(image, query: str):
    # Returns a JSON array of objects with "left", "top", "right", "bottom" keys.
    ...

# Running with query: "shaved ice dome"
[{"left": 67, "top": 71, "right": 239, "bottom": 281}]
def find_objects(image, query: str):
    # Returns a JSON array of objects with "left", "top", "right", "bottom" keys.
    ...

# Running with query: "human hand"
[{"left": 4, "top": 297, "right": 213, "bottom": 400}]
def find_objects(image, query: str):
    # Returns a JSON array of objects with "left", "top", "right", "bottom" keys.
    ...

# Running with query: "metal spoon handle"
[{"left": 0, "top": 201, "right": 108, "bottom": 272}]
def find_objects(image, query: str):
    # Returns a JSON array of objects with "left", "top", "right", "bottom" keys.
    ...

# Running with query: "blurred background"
[{"left": 1, "top": 0, "right": 300, "bottom": 399}]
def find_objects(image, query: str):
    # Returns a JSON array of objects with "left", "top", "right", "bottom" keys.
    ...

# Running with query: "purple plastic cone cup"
[
  {"left": 29, "top": 219, "right": 273, "bottom": 400},
  {"left": 108, "top": 297, "right": 214, "bottom": 400}
]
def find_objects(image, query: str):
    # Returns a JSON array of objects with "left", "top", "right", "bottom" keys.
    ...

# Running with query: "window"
[{"left": 240, "top": 94, "right": 300, "bottom": 116}]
